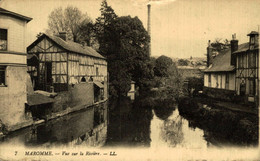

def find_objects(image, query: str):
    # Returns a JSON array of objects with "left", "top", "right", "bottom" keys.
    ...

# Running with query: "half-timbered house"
[
  {"left": 27, "top": 33, "right": 108, "bottom": 112},
  {"left": 204, "top": 31, "right": 259, "bottom": 107},
  {"left": 27, "top": 33, "right": 107, "bottom": 91},
  {"left": 233, "top": 31, "right": 259, "bottom": 105}
]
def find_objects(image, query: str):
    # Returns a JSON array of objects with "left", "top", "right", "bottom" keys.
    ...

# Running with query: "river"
[{"left": 0, "top": 96, "right": 253, "bottom": 148}]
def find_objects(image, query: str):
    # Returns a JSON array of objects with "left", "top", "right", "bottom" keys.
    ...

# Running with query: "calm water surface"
[{"left": 0, "top": 96, "right": 238, "bottom": 148}]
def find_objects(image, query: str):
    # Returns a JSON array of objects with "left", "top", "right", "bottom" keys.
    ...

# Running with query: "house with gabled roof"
[
  {"left": 27, "top": 32, "right": 107, "bottom": 92},
  {"left": 27, "top": 32, "right": 108, "bottom": 118},
  {"left": 204, "top": 32, "right": 259, "bottom": 107},
  {"left": 203, "top": 34, "right": 247, "bottom": 101}
]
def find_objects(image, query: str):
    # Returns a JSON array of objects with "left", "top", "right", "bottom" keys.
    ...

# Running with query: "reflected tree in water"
[{"left": 160, "top": 117, "right": 184, "bottom": 147}]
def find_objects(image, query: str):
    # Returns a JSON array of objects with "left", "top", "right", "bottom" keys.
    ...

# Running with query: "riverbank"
[
  {"left": 178, "top": 96, "right": 258, "bottom": 146},
  {"left": 0, "top": 99, "right": 108, "bottom": 138}
]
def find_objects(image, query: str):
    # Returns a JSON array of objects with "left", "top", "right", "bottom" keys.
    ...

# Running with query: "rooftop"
[
  {"left": 247, "top": 31, "right": 259, "bottom": 36},
  {"left": 204, "top": 42, "right": 248, "bottom": 73},
  {"left": 28, "top": 33, "right": 105, "bottom": 60},
  {"left": 0, "top": 7, "right": 32, "bottom": 22}
]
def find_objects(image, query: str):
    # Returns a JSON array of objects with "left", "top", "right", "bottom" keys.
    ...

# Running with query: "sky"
[{"left": 1, "top": 0, "right": 260, "bottom": 58}]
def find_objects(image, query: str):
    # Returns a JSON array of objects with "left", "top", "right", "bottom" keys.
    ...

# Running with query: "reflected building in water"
[{"left": 0, "top": 101, "right": 108, "bottom": 148}]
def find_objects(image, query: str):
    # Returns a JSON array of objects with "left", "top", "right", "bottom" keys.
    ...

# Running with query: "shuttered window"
[{"left": 0, "top": 29, "right": 7, "bottom": 51}]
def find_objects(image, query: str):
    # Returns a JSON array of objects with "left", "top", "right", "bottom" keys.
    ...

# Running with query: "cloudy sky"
[{"left": 1, "top": 0, "right": 260, "bottom": 58}]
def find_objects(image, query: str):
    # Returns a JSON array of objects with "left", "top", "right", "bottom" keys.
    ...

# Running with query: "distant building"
[
  {"left": 127, "top": 81, "right": 135, "bottom": 100},
  {"left": 204, "top": 32, "right": 259, "bottom": 106},
  {"left": 0, "top": 8, "right": 32, "bottom": 127}
]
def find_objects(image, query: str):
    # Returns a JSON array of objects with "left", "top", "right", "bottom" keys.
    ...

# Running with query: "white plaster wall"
[
  {"left": 221, "top": 74, "right": 225, "bottom": 89},
  {"left": 0, "top": 53, "right": 26, "bottom": 64},
  {"left": 0, "top": 15, "right": 27, "bottom": 53},
  {"left": 211, "top": 73, "right": 217, "bottom": 88},
  {"left": 0, "top": 66, "right": 27, "bottom": 126},
  {"left": 0, "top": 14, "right": 29, "bottom": 127},
  {"left": 204, "top": 74, "right": 208, "bottom": 87},
  {"left": 229, "top": 73, "right": 235, "bottom": 90}
]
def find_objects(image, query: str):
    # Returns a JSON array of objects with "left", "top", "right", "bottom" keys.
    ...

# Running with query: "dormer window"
[{"left": 0, "top": 29, "right": 7, "bottom": 51}]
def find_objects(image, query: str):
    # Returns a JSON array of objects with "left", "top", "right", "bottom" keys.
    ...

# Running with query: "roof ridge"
[
  {"left": 0, "top": 7, "right": 32, "bottom": 22},
  {"left": 42, "top": 33, "right": 105, "bottom": 59}
]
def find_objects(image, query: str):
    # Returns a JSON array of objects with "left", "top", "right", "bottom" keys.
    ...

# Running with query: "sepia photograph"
[{"left": 0, "top": 0, "right": 259, "bottom": 160}]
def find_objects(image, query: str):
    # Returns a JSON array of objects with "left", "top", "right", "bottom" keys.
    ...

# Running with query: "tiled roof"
[
  {"left": 204, "top": 49, "right": 234, "bottom": 73},
  {"left": 233, "top": 42, "right": 259, "bottom": 54},
  {"left": 28, "top": 33, "right": 105, "bottom": 60},
  {"left": 0, "top": 7, "right": 32, "bottom": 22},
  {"left": 46, "top": 34, "right": 105, "bottom": 59},
  {"left": 204, "top": 43, "right": 248, "bottom": 73}
]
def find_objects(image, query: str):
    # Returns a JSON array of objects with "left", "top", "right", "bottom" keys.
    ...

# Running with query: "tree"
[
  {"left": 211, "top": 38, "right": 230, "bottom": 52},
  {"left": 107, "top": 16, "right": 151, "bottom": 96},
  {"left": 178, "top": 59, "right": 189, "bottom": 66},
  {"left": 47, "top": 6, "right": 93, "bottom": 43},
  {"left": 94, "top": 1, "right": 152, "bottom": 97},
  {"left": 94, "top": 0, "right": 117, "bottom": 56},
  {"left": 154, "top": 55, "right": 174, "bottom": 77}
]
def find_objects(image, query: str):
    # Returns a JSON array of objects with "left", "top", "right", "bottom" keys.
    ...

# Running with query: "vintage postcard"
[{"left": 0, "top": 0, "right": 259, "bottom": 160}]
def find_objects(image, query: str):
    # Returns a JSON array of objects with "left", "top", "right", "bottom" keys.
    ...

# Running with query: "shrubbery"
[{"left": 178, "top": 97, "right": 258, "bottom": 145}]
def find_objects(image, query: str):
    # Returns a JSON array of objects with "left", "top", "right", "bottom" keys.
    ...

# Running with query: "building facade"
[
  {"left": 27, "top": 33, "right": 108, "bottom": 112},
  {"left": 233, "top": 31, "right": 259, "bottom": 105},
  {"left": 204, "top": 32, "right": 259, "bottom": 107},
  {"left": 204, "top": 38, "right": 237, "bottom": 100},
  {"left": 0, "top": 8, "right": 32, "bottom": 126}
]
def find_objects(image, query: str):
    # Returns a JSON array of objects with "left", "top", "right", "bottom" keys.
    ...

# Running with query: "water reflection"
[
  {"left": 105, "top": 97, "right": 152, "bottom": 147},
  {"left": 0, "top": 102, "right": 108, "bottom": 148},
  {"left": 151, "top": 109, "right": 208, "bottom": 149},
  {"left": 0, "top": 95, "right": 245, "bottom": 148}
]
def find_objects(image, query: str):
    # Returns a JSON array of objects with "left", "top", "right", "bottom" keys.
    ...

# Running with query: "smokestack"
[{"left": 147, "top": 4, "right": 151, "bottom": 56}]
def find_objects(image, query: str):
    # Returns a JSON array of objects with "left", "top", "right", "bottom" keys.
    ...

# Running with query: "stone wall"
[
  {"left": 52, "top": 82, "right": 94, "bottom": 112},
  {"left": 0, "top": 66, "right": 28, "bottom": 126}
]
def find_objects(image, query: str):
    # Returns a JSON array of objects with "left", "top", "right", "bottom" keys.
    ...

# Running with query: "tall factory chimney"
[{"left": 147, "top": 3, "right": 151, "bottom": 56}]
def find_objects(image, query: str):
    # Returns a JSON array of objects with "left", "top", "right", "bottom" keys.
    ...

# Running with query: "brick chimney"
[
  {"left": 230, "top": 33, "right": 238, "bottom": 66},
  {"left": 58, "top": 32, "right": 67, "bottom": 41},
  {"left": 147, "top": 4, "right": 151, "bottom": 56},
  {"left": 207, "top": 40, "right": 213, "bottom": 67}
]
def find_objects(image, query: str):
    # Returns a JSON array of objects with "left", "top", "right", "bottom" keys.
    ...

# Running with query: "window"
[
  {"left": 225, "top": 74, "right": 229, "bottom": 89},
  {"left": 238, "top": 55, "right": 243, "bottom": 68},
  {"left": 249, "top": 79, "right": 256, "bottom": 96},
  {"left": 248, "top": 52, "right": 256, "bottom": 68},
  {"left": 208, "top": 74, "right": 211, "bottom": 87},
  {"left": 0, "top": 66, "right": 6, "bottom": 86},
  {"left": 0, "top": 29, "right": 7, "bottom": 51},
  {"left": 96, "top": 67, "right": 99, "bottom": 76}
]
